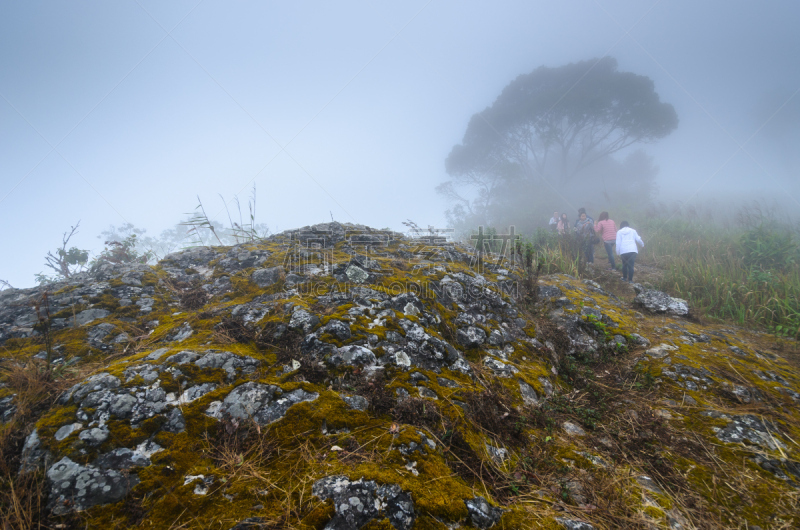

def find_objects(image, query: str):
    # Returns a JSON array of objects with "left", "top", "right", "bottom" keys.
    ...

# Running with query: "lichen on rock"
[{"left": 0, "top": 221, "right": 798, "bottom": 528}]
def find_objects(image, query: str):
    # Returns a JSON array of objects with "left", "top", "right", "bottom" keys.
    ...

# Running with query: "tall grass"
[
  {"left": 642, "top": 215, "right": 800, "bottom": 338},
  {"left": 509, "top": 201, "right": 800, "bottom": 338},
  {"left": 521, "top": 228, "right": 584, "bottom": 278}
]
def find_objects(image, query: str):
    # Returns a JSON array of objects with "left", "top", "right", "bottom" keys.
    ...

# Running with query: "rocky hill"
[{"left": 1, "top": 222, "right": 798, "bottom": 529}]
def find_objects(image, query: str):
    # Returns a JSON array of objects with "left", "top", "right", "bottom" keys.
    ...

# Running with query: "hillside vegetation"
[{"left": 0, "top": 222, "right": 798, "bottom": 529}]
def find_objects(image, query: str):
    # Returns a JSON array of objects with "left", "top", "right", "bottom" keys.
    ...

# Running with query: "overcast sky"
[{"left": 2, "top": 0, "right": 799, "bottom": 288}]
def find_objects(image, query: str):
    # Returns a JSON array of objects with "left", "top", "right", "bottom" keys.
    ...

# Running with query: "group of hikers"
[{"left": 548, "top": 208, "right": 644, "bottom": 283}]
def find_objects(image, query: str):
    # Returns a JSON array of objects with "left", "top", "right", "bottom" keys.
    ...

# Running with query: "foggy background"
[{"left": 2, "top": 0, "right": 799, "bottom": 288}]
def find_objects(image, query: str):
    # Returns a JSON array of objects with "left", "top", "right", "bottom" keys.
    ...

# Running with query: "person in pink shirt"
[
  {"left": 557, "top": 213, "right": 569, "bottom": 234},
  {"left": 594, "top": 211, "right": 618, "bottom": 269}
]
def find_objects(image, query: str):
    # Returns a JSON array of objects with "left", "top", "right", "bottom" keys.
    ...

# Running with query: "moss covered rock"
[{"left": 1, "top": 222, "right": 799, "bottom": 529}]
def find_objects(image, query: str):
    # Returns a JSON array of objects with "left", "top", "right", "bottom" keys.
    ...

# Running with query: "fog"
[{"left": 1, "top": 0, "right": 799, "bottom": 288}]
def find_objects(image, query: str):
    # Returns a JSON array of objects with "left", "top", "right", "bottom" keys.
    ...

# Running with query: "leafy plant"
[
  {"left": 91, "top": 234, "right": 153, "bottom": 269},
  {"left": 632, "top": 369, "right": 656, "bottom": 390},
  {"left": 37, "top": 222, "right": 88, "bottom": 283}
]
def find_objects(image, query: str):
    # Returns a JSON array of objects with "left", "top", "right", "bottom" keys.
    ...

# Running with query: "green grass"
[
  {"left": 509, "top": 206, "right": 800, "bottom": 340},
  {"left": 521, "top": 228, "right": 583, "bottom": 277},
  {"left": 642, "top": 217, "right": 800, "bottom": 339}
]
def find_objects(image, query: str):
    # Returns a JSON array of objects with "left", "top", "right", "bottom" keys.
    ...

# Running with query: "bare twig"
[{"left": 43, "top": 221, "right": 88, "bottom": 279}]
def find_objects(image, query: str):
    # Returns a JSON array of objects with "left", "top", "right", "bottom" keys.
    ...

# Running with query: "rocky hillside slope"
[{"left": 1, "top": 223, "right": 798, "bottom": 529}]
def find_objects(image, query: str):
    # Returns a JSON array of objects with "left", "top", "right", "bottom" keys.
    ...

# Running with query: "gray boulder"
[
  {"left": 312, "top": 475, "right": 415, "bottom": 530},
  {"left": 557, "top": 519, "right": 595, "bottom": 530},
  {"left": 518, "top": 380, "right": 540, "bottom": 407},
  {"left": 54, "top": 422, "right": 83, "bottom": 441},
  {"left": 163, "top": 407, "right": 186, "bottom": 433},
  {"left": 345, "top": 265, "right": 369, "bottom": 283},
  {"left": 19, "top": 428, "right": 52, "bottom": 473},
  {"left": 165, "top": 322, "right": 193, "bottom": 342},
  {"left": 341, "top": 394, "right": 369, "bottom": 411},
  {"left": 537, "top": 285, "right": 564, "bottom": 300},
  {"left": 0, "top": 394, "right": 16, "bottom": 422},
  {"left": 251, "top": 266, "right": 283, "bottom": 288},
  {"left": 488, "top": 329, "right": 506, "bottom": 346},
  {"left": 230, "top": 301, "right": 271, "bottom": 325},
  {"left": 87, "top": 323, "right": 117, "bottom": 349},
  {"left": 218, "top": 248, "right": 270, "bottom": 272},
  {"left": 289, "top": 308, "right": 320, "bottom": 334},
  {"left": 206, "top": 382, "right": 318, "bottom": 426},
  {"left": 484, "top": 357, "right": 518, "bottom": 378},
  {"left": 328, "top": 345, "right": 377, "bottom": 368},
  {"left": 194, "top": 351, "right": 260, "bottom": 380},
  {"left": 47, "top": 457, "right": 138, "bottom": 515},
  {"left": 457, "top": 326, "right": 487, "bottom": 347},
  {"left": 322, "top": 319, "right": 351, "bottom": 340},
  {"left": 712, "top": 413, "right": 787, "bottom": 451},
  {"left": 284, "top": 273, "right": 307, "bottom": 287},
  {"left": 634, "top": 289, "right": 689, "bottom": 317},
  {"left": 145, "top": 348, "right": 170, "bottom": 361},
  {"left": 629, "top": 333, "right": 650, "bottom": 347},
  {"left": 94, "top": 448, "right": 151, "bottom": 470},
  {"left": 63, "top": 373, "right": 121, "bottom": 404},
  {"left": 465, "top": 496, "right": 504, "bottom": 529},
  {"left": 74, "top": 308, "right": 110, "bottom": 326}
]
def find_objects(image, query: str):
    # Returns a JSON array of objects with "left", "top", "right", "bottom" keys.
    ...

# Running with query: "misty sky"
[{"left": 2, "top": 0, "right": 799, "bottom": 288}]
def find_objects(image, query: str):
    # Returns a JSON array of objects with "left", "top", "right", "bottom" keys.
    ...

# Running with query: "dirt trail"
[
  {"left": 583, "top": 248, "right": 665, "bottom": 301},
  {"left": 584, "top": 245, "right": 800, "bottom": 371}
]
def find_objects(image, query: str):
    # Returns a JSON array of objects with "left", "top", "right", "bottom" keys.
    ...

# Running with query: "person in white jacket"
[
  {"left": 615, "top": 221, "right": 644, "bottom": 282},
  {"left": 549, "top": 211, "right": 560, "bottom": 231}
]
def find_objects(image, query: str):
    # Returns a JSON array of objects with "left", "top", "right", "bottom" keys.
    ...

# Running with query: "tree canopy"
[{"left": 440, "top": 57, "right": 677, "bottom": 230}]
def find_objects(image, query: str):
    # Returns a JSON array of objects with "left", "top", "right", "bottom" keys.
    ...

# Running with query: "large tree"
[{"left": 440, "top": 57, "right": 677, "bottom": 227}]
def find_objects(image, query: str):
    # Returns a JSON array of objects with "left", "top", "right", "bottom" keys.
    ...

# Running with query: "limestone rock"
[
  {"left": 0, "top": 394, "right": 16, "bottom": 422},
  {"left": 328, "top": 345, "right": 377, "bottom": 368},
  {"left": 518, "top": 380, "right": 540, "bottom": 406},
  {"left": 322, "top": 319, "right": 351, "bottom": 340},
  {"left": 19, "top": 429, "right": 51, "bottom": 473},
  {"left": 289, "top": 308, "right": 320, "bottom": 334},
  {"left": 457, "top": 326, "right": 486, "bottom": 347},
  {"left": 563, "top": 421, "right": 587, "bottom": 437},
  {"left": 166, "top": 322, "right": 193, "bottom": 342},
  {"left": 312, "top": 475, "right": 415, "bottom": 530},
  {"left": 47, "top": 457, "right": 138, "bottom": 515},
  {"left": 87, "top": 322, "right": 117, "bottom": 349},
  {"left": 634, "top": 289, "right": 689, "bottom": 317},
  {"left": 95, "top": 448, "right": 151, "bottom": 470},
  {"left": 54, "top": 422, "right": 82, "bottom": 441},
  {"left": 2, "top": 224, "right": 799, "bottom": 528},
  {"left": 557, "top": 518, "right": 595, "bottom": 529},
  {"left": 251, "top": 266, "right": 284, "bottom": 287},
  {"left": 340, "top": 394, "right": 368, "bottom": 411},
  {"left": 74, "top": 308, "right": 110, "bottom": 326},
  {"left": 194, "top": 351, "right": 260, "bottom": 380},
  {"left": 465, "top": 496, "right": 503, "bottom": 529},
  {"left": 206, "top": 382, "right": 318, "bottom": 426}
]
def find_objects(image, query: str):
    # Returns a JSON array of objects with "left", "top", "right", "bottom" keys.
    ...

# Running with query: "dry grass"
[
  {"left": 0, "top": 360, "right": 95, "bottom": 529},
  {"left": 213, "top": 317, "right": 256, "bottom": 345},
  {"left": 179, "top": 287, "right": 208, "bottom": 311},
  {"left": 159, "top": 277, "right": 209, "bottom": 312},
  {"left": 0, "top": 472, "right": 49, "bottom": 530},
  {"left": 203, "top": 416, "right": 278, "bottom": 492}
]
